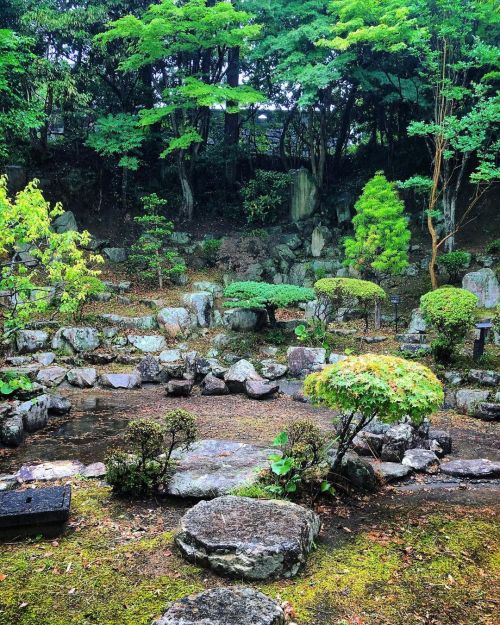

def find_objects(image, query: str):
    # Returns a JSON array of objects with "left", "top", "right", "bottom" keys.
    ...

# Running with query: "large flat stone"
[
  {"left": 153, "top": 587, "right": 285, "bottom": 625},
  {"left": 17, "top": 460, "right": 85, "bottom": 482},
  {"left": 441, "top": 459, "right": 500, "bottom": 479},
  {"left": 176, "top": 495, "right": 321, "bottom": 579},
  {"left": 368, "top": 460, "right": 412, "bottom": 483},
  {"left": 287, "top": 346, "right": 326, "bottom": 377},
  {"left": 100, "top": 372, "right": 141, "bottom": 389},
  {"left": 167, "top": 440, "right": 274, "bottom": 498},
  {"left": 128, "top": 335, "right": 167, "bottom": 353},
  {"left": 0, "top": 485, "right": 71, "bottom": 537}
]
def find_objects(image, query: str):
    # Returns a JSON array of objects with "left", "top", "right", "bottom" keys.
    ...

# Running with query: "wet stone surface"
[{"left": 176, "top": 495, "right": 321, "bottom": 580}]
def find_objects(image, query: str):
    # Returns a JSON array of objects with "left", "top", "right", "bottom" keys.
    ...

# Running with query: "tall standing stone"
[
  {"left": 290, "top": 168, "right": 318, "bottom": 222},
  {"left": 462, "top": 268, "right": 499, "bottom": 308}
]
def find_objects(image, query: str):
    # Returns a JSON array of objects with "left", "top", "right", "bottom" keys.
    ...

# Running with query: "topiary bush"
[
  {"left": 420, "top": 286, "right": 478, "bottom": 362},
  {"left": 105, "top": 409, "right": 197, "bottom": 497},
  {"left": 344, "top": 171, "right": 410, "bottom": 281},
  {"left": 304, "top": 354, "right": 443, "bottom": 474},
  {"left": 224, "top": 281, "right": 315, "bottom": 326},
  {"left": 314, "top": 277, "right": 386, "bottom": 329},
  {"left": 437, "top": 251, "right": 471, "bottom": 284}
]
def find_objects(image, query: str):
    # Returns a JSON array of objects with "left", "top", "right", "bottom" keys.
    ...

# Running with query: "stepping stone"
[
  {"left": 368, "top": 461, "right": 412, "bottom": 483},
  {"left": 176, "top": 495, "right": 321, "bottom": 579},
  {"left": 47, "top": 394, "right": 72, "bottom": 415},
  {"left": 441, "top": 459, "right": 500, "bottom": 479},
  {"left": 0, "top": 485, "right": 71, "bottom": 538},
  {"left": 36, "top": 366, "right": 68, "bottom": 387},
  {"left": 100, "top": 372, "right": 141, "bottom": 389},
  {"left": 167, "top": 440, "right": 274, "bottom": 498},
  {"left": 17, "top": 460, "right": 85, "bottom": 482},
  {"left": 245, "top": 379, "right": 279, "bottom": 399},
  {"left": 153, "top": 587, "right": 285, "bottom": 625},
  {"left": 402, "top": 449, "right": 440, "bottom": 473},
  {"left": 67, "top": 367, "right": 97, "bottom": 388},
  {"left": 128, "top": 334, "right": 167, "bottom": 353}
]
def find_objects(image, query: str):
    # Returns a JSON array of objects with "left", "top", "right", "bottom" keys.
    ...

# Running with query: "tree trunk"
[
  {"left": 224, "top": 46, "right": 240, "bottom": 188},
  {"left": 121, "top": 167, "right": 128, "bottom": 211},
  {"left": 374, "top": 300, "right": 382, "bottom": 330},
  {"left": 267, "top": 306, "right": 277, "bottom": 327},
  {"left": 332, "top": 86, "right": 357, "bottom": 174},
  {"left": 178, "top": 154, "right": 194, "bottom": 221}
]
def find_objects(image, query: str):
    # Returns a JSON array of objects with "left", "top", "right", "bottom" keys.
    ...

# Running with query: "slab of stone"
[
  {"left": 0, "top": 485, "right": 71, "bottom": 537},
  {"left": 287, "top": 346, "right": 326, "bottom": 377},
  {"left": 381, "top": 423, "right": 418, "bottom": 462},
  {"left": 17, "top": 460, "right": 85, "bottom": 482},
  {"left": 100, "top": 313, "right": 158, "bottom": 331},
  {"left": 36, "top": 366, "right": 68, "bottom": 387},
  {"left": 153, "top": 587, "right": 285, "bottom": 625},
  {"left": 402, "top": 449, "right": 440, "bottom": 473},
  {"left": 260, "top": 360, "right": 288, "bottom": 380},
  {"left": 157, "top": 307, "right": 194, "bottom": 337},
  {"left": 16, "top": 330, "right": 49, "bottom": 354},
  {"left": 103, "top": 247, "right": 128, "bottom": 263},
  {"left": 462, "top": 268, "right": 499, "bottom": 308},
  {"left": 0, "top": 415, "right": 24, "bottom": 446},
  {"left": 192, "top": 281, "right": 224, "bottom": 298},
  {"left": 159, "top": 349, "right": 183, "bottom": 363},
  {"left": 368, "top": 461, "right": 412, "bottom": 483},
  {"left": 16, "top": 395, "right": 49, "bottom": 433},
  {"left": 176, "top": 495, "right": 320, "bottom": 579},
  {"left": 245, "top": 379, "right": 279, "bottom": 400},
  {"left": 201, "top": 374, "right": 229, "bottom": 396},
  {"left": 128, "top": 334, "right": 167, "bottom": 353},
  {"left": 52, "top": 210, "right": 78, "bottom": 233},
  {"left": 441, "top": 459, "right": 500, "bottom": 479},
  {"left": 66, "top": 367, "right": 97, "bottom": 388},
  {"left": 80, "top": 462, "right": 106, "bottom": 478},
  {"left": 473, "top": 402, "right": 500, "bottom": 422},
  {"left": 100, "top": 372, "right": 141, "bottom": 389},
  {"left": 468, "top": 369, "right": 500, "bottom": 387},
  {"left": 47, "top": 394, "right": 72, "bottom": 415},
  {"left": 168, "top": 440, "right": 272, "bottom": 498},
  {"left": 224, "top": 359, "right": 262, "bottom": 393},
  {"left": 327, "top": 450, "right": 377, "bottom": 491},
  {"left": 352, "top": 431, "right": 384, "bottom": 457},
  {"left": 455, "top": 389, "right": 490, "bottom": 415},
  {"left": 407, "top": 308, "right": 427, "bottom": 333},
  {"left": 223, "top": 308, "right": 268, "bottom": 332},
  {"left": 181, "top": 292, "right": 213, "bottom": 327},
  {"left": 165, "top": 379, "right": 193, "bottom": 397},
  {"left": 35, "top": 352, "right": 56, "bottom": 366},
  {"left": 53, "top": 327, "right": 100, "bottom": 352},
  {"left": 137, "top": 355, "right": 161, "bottom": 383}
]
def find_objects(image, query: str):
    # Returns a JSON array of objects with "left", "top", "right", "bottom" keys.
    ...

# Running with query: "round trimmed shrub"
[
  {"left": 304, "top": 354, "right": 443, "bottom": 471},
  {"left": 420, "top": 286, "right": 478, "bottom": 362},
  {"left": 437, "top": 251, "right": 471, "bottom": 284}
]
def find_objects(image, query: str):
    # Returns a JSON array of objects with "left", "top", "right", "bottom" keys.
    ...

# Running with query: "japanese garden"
[{"left": 0, "top": 1, "right": 499, "bottom": 624}]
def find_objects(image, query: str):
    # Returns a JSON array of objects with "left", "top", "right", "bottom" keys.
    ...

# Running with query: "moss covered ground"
[{"left": 0, "top": 480, "right": 498, "bottom": 625}]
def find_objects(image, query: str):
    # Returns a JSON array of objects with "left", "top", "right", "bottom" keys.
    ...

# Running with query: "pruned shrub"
[
  {"left": 420, "top": 286, "right": 478, "bottom": 362},
  {"left": 240, "top": 170, "right": 291, "bottom": 225},
  {"left": 304, "top": 354, "right": 443, "bottom": 473},
  {"left": 314, "top": 277, "right": 386, "bottom": 329},
  {"left": 106, "top": 409, "right": 197, "bottom": 497},
  {"left": 224, "top": 281, "right": 315, "bottom": 326},
  {"left": 437, "top": 251, "right": 471, "bottom": 284}
]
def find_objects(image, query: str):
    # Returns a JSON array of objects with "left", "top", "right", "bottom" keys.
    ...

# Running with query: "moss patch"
[{"left": 0, "top": 482, "right": 498, "bottom": 625}]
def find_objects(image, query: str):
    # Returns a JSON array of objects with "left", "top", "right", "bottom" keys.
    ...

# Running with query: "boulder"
[
  {"left": 16, "top": 330, "right": 49, "bottom": 354},
  {"left": 192, "top": 281, "right": 223, "bottom": 298},
  {"left": 35, "top": 352, "right": 56, "bottom": 366},
  {"left": 455, "top": 389, "right": 490, "bottom": 415},
  {"left": 311, "top": 224, "right": 330, "bottom": 257},
  {"left": 128, "top": 334, "right": 167, "bottom": 353},
  {"left": 0, "top": 415, "right": 24, "bottom": 446},
  {"left": 157, "top": 307, "right": 193, "bottom": 338},
  {"left": 443, "top": 370, "right": 464, "bottom": 386},
  {"left": 36, "top": 366, "right": 68, "bottom": 387},
  {"left": 260, "top": 360, "right": 288, "bottom": 380},
  {"left": 201, "top": 374, "right": 229, "bottom": 396},
  {"left": 224, "top": 359, "right": 262, "bottom": 393},
  {"left": 473, "top": 402, "right": 500, "bottom": 422},
  {"left": 153, "top": 587, "right": 285, "bottom": 625},
  {"left": 245, "top": 379, "right": 279, "bottom": 400},
  {"left": 402, "top": 449, "right": 440, "bottom": 473},
  {"left": 52, "top": 327, "right": 100, "bottom": 352},
  {"left": 462, "top": 268, "right": 499, "bottom": 308},
  {"left": 352, "top": 431, "right": 384, "bottom": 457},
  {"left": 407, "top": 308, "right": 427, "bottom": 334},
  {"left": 47, "top": 394, "right": 71, "bottom": 415},
  {"left": 137, "top": 355, "right": 161, "bottom": 383},
  {"left": 52, "top": 210, "right": 77, "bottom": 233},
  {"left": 66, "top": 367, "right": 97, "bottom": 388},
  {"left": 441, "top": 459, "right": 500, "bottom": 479},
  {"left": 100, "top": 372, "right": 141, "bottom": 389},
  {"left": 368, "top": 461, "right": 412, "bottom": 483},
  {"left": 80, "top": 462, "right": 106, "bottom": 478},
  {"left": 102, "top": 247, "right": 128, "bottom": 263},
  {"left": 182, "top": 292, "right": 213, "bottom": 327},
  {"left": 165, "top": 379, "right": 193, "bottom": 397},
  {"left": 287, "top": 346, "right": 326, "bottom": 377},
  {"left": 468, "top": 369, "right": 500, "bottom": 387},
  {"left": 159, "top": 349, "right": 183, "bottom": 363},
  {"left": 223, "top": 308, "right": 267, "bottom": 332},
  {"left": 380, "top": 423, "right": 420, "bottom": 462},
  {"left": 17, "top": 460, "right": 85, "bottom": 482},
  {"left": 428, "top": 429, "right": 452, "bottom": 455},
  {"left": 16, "top": 395, "right": 49, "bottom": 433},
  {"left": 168, "top": 440, "right": 274, "bottom": 498},
  {"left": 176, "top": 495, "right": 320, "bottom": 579},
  {"left": 328, "top": 352, "right": 348, "bottom": 364},
  {"left": 290, "top": 167, "right": 318, "bottom": 222},
  {"left": 100, "top": 314, "right": 158, "bottom": 331},
  {"left": 288, "top": 262, "right": 309, "bottom": 286},
  {"left": 327, "top": 450, "right": 377, "bottom": 491}
]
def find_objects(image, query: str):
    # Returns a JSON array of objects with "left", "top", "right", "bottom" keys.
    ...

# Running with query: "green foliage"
[
  {"left": 295, "top": 319, "right": 333, "bottom": 350},
  {"left": 240, "top": 170, "right": 291, "bottom": 225},
  {"left": 106, "top": 410, "right": 197, "bottom": 497},
  {"left": 437, "top": 251, "right": 471, "bottom": 284},
  {"left": 201, "top": 238, "right": 222, "bottom": 267},
  {"left": 264, "top": 420, "right": 333, "bottom": 499},
  {"left": 128, "top": 194, "right": 185, "bottom": 288},
  {"left": 224, "top": 281, "right": 315, "bottom": 326},
  {"left": 86, "top": 113, "right": 145, "bottom": 171},
  {"left": 344, "top": 172, "right": 410, "bottom": 280},
  {"left": 420, "top": 287, "right": 478, "bottom": 362},
  {"left": 486, "top": 239, "right": 500, "bottom": 254},
  {"left": 305, "top": 354, "right": 443, "bottom": 471},
  {"left": 0, "top": 372, "right": 32, "bottom": 397},
  {"left": 0, "top": 177, "right": 103, "bottom": 336}
]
